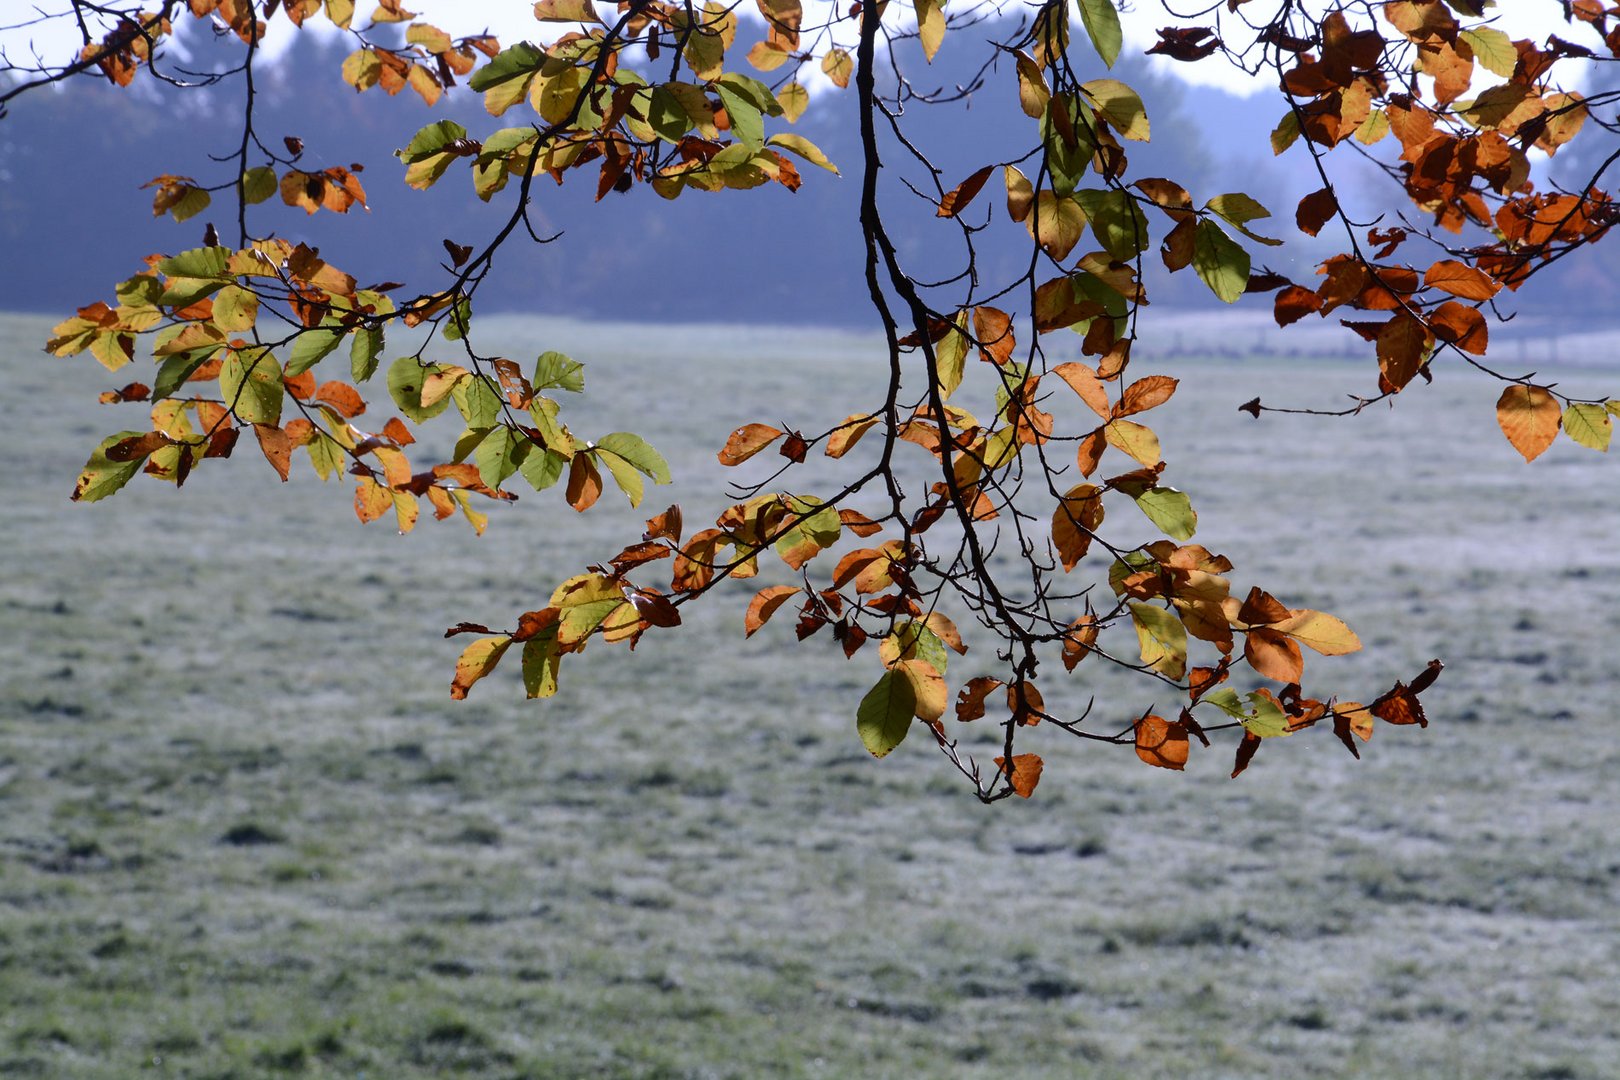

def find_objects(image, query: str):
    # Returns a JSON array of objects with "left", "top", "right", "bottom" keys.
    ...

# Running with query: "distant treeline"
[{"left": 5, "top": 19, "right": 1616, "bottom": 327}]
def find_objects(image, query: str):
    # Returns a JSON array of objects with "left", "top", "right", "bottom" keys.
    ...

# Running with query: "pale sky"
[{"left": 0, "top": 0, "right": 1598, "bottom": 98}]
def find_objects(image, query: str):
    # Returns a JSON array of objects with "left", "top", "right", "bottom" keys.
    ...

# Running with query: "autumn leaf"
[
  {"left": 994, "top": 753, "right": 1044, "bottom": 797},
  {"left": 1495, "top": 385, "right": 1560, "bottom": 462},
  {"left": 744, "top": 585, "right": 800, "bottom": 637},
  {"left": 718, "top": 423, "right": 784, "bottom": 465},
  {"left": 450, "top": 636, "right": 513, "bottom": 700},
  {"left": 1134, "top": 714, "right": 1189, "bottom": 770},
  {"left": 938, "top": 165, "right": 994, "bottom": 218}
]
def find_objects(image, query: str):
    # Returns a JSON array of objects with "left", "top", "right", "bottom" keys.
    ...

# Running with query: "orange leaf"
[
  {"left": 1006, "top": 681, "right": 1045, "bottom": 726},
  {"left": 972, "top": 306, "right": 1015, "bottom": 365},
  {"left": 744, "top": 585, "right": 800, "bottom": 637},
  {"left": 1052, "top": 362, "right": 1111, "bottom": 418},
  {"left": 1244, "top": 626, "right": 1303, "bottom": 683},
  {"left": 937, "top": 164, "right": 994, "bottom": 218},
  {"left": 837, "top": 508, "right": 884, "bottom": 537},
  {"left": 1429, "top": 300, "right": 1487, "bottom": 355},
  {"left": 1134, "top": 714, "right": 1189, "bottom": 770},
  {"left": 1495, "top": 385, "right": 1560, "bottom": 461},
  {"left": 1052, "top": 483, "right": 1104, "bottom": 571},
  {"left": 382, "top": 417, "right": 415, "bottom": 445},
  {"left": 644, "top": 503, "right": 683, "bottom": 543},
  {"left": 354, "top": 475, "right": 392, "bottom": 523},
  {"left": 1273, "top": 285, "right": 1321, "bottom": 327},
  {"left": 1425, "top": 258, "right": 1501, "bottom": 301},
  {"left": 718, "top": 423, "right": 785, "bottom": 465},
  {"left": 1295, "top": 186, "right": 1337, "bottom": 236},
  {"left": 956, "top": 676, "right": 1002, "bottom": 722},
  {"left": 994, "top": 753, "right": 1044, "bottom": 797},
  {"left": 450, "top": 636, "right": 513, "bottom": 700},
  {"left": 1061, "top": 614, "right": 1098, "bottom": 671},
  {"left": 1114, "top": 374, "right": 1177, "bottom": 418},
  {"left": 315, "top": 380, "right": 366, "bottom": 417},
  {"left": 825, "top": 414, "right": 878, "bottom": 458},
  {"left": 565, "top": 452, "right": 602, "bottom": 511},
  {"left": 253, "top": 423, "right": 291, "bottom": 481}
]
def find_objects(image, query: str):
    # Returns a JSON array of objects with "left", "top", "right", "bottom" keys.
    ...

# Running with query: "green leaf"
[
  {"left": 220, "top": 347, "right": 284, "bottom": 426},
  {"left": 520, "top": 446, "right": 569, "bottom": 491},
  {"left": 387, "top": 356, "right": 453, "bottom": 423},
  {"left": 1563, "top": 402, "right": 1612, "bottom": 451},
  {"left": 765, "top": 133, "right": 839, "bottom": 174},
  {"left": 647, "top": 85, "right": 695, "bottom": 142},
  {"left": 156, "top": 246, "right": 231, "bottom": 281},
  {"left": 595, "top": 432, "right": 671, "bottom": 484},
  {"left": 455, "top": 374, "right": 504, "bottom": 428},
  {"left": 1129, "top": 601, "right": 1187, "bottom": 680},
  {"left": 1192, "top": 219, "right": 1250, "bottom": 304},
  {"left": 716, "top": 72, "right": 784, "bottom": 117},
  {"left": 856, "top": 670, "right": 916, "bottom": 758},
  {"left": 1073, "top": 189, "right": 1148, "bottom": 262},
  {"left": 307, "top": 434, "right": 344, "bottom": 480},
  {"left": 1201, "top": 687, "right": 1245, "bottom": 719},
  {"left": 1080, "top": 78, "right": 1148, "bottom": 140},
  {"left": 71, "top": 431, "right": 150, "bottom": 502},
  {"left": 153, "top": 354, "right": 212, "bottom": 401},
  {"left": 1131, "top": 486, "right": 1197, "bottom": 540},
  {"left": 551, "top": 573, "right": 628, "bottom": 647},
  {"left": 1242, "top": 691, "right": 1290, "bottom": 738},
  {"left": 285, "top": 327, "right": 344, "bottom": 376},
  {"left": 934, "top": 309, "right": 969, "bottom": 398},
  {"left": 1204, "top": 192, "right": 1283, "bottom": 247},
  {"left": 169, "top": 186, "right": 210, "bottom": 222},
  {"left": 212, "top": 285, "right": 259, "bottom": 333},
  {"left": 350, "top": 326, "right": 383, "bottom": 382},
  {"left": 1461, "top": 26, "right": 1517, "bottom": 79},
  {"left": 522, "top": 623, "right": 562, "bottom": 699},
  {"left": 533, "top": 350, "right": 585, "bottom": 392},
  {"left": 595, "top": 448, "right": 644, "bottom": 507},
  {"left": 773, "top": 495, "right": 840, "bottom": 569},
  {"left": 880, "top": 622, "right": 950, "bottom": 674},
  {"left": 241, "top": 166, "right": 277, "bottom": 205},
  {"left": 397, "top": 119, "right": 468, "bottom": 189},
  {"left": 470, "top": 43, "right": 546, "bottom": 95},
  {"left": 475, "top": 424, "right": 527, "bottom": 489},
  {"left": 1077, "top": 0, "right": 1122, "bottom": 67},
  {"left": 714, "top": 83, "right": 764, "bottom": 148},
  {"left": 1040, "top": 95, "right": 1096, "bottom": 197}
]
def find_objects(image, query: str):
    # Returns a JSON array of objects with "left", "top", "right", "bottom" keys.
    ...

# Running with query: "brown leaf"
[
  {"left": 1134, "top": 714, "right": 1189, "bottom": 770},
  {"left": 1371, "top": 682, "right": 1428, "bottom": 727},
  {"left": 1114, "top": 375, "right": 1177, "bottom": 418},
  {"left": 972, "top": 306, "right": 1016, "bottom": 365},
  {"left": 779, "top": 431, "right": 809, "bottom": 463},
  {"left": 838, "top": 508, "right": 884, "bottom": 537},
  {"left": 1052, "top": 362, "right": 1111, "bottom": 418},
  {"left": 565, "top": 452, "right": 602, "bottom": 512},
  {"left": 718, "top": 423, "right": 785, "bottom": 465},
  {"left": 938, "top": 164, "right": 995, "bottom": 218},
  {"left": 1075, "top": 428, "right": 1106, "bottom": 477},
  {"left": 1052, "top": 483, "right": 1105, "bottom": 571},
  {"left": 315, "top": 381, "right": 367, "bottom": 417},
  {"left": 1296, "top": 186, "right": 1338, "bottom": 236},
  {"left": 745, "top": 585, "right": 800, "bottom": 637},
  {"left": 1425, "top": 259, "right": 1501, "bottom": 301},
  {"left": 1061, "top": 614, "right": 1099, "bottom": 671},
  {"left": 955, "top": 676, "right": 1002, "bottom": 722},
  {"left": 1230, "top": 730, "right": 1262, "bottom": 778},
  {"left": 994, "top": 753, "right": 1044, "bottom": 797},
  {"left": 1273, "top": 285, "right": 1321, "bottom": 326},
  {"left": 1007, "top": 681, "right": 1045, "bottom": 726},
  {"left": 382, "top": 417, "right": 415, "bottom": 445},
  {"left": 1245, "top": 626, "right": 1304, "bottom": 683},
  {"left": 1495, "top": 385, "right": 1560, "bottom": 461},
  {"left": 254, "top": 423, "right": 292, "bottom": 481},
  {"left": 643, "top": 503, "right": 683, "bottom": 543},
  {"left": 1429, "top": 301, "right": 1487, "bottom": 355}
]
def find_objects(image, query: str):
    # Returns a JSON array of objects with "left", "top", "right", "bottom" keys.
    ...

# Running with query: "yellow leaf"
[
  {"left": 1562, "top": 402, "right": 1612, "bottom": 452},
  {"left": 914, "top": 0, "right": 945, "bottom": 61},
  {"left": 1026, "top": 191, "right": 1085, "bottom": 261},
  {"left": 1272, "top": 609, "right": 1361, "bottom": 655},
  {"left": 1103, "top": 418, "right": 1160, "bottom": 466}
]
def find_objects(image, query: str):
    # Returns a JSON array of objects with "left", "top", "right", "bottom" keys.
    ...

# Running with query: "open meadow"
[{"left": 2, "top": 310, "right": 1618, "bottom": 1079}]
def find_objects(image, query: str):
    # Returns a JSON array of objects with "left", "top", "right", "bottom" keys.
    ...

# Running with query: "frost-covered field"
[{"left": 2, "top": 310, "right": 1618, "bottom": 1079}]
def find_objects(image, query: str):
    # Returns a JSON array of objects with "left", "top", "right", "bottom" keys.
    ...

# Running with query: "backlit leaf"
[
  {"left": 71, "top": 431, "right": 149, "bottom": 502},
  {"left": 1076, "top": 0, "right": 1122, "bottom": 67},
  {"left": 1495, "top": 385, "right": 1560, "bottom": 462},
  {"left": 1081, "top": 78, "right": 1148, "bottom": 140},
  {"left": 994, "top": 753, "right": 1044, "bottom": 797},
  {"left": 220, "top": 347, "right": 284, "bottom": 426},
  {"left": 1131, "top": 486, "right": 1196, "bottom": 541},
  {"left": 1272, "top": 609, "right": 1361, "bottom": 655},
  {"left": 1129, "top": 601, "right": 1187, "bottom": 680},
  {"left": 1562, "top": 402, "right": 1612, "bottom": 452},
  {"left": 1052, "top": 483, "right": 1104, "bottom": 571},
  {"left": 1192, "top": 219, "right": 1250, "bottom": 303},
  {"left": 718, "top": 423, "right": 784, "bottom": 465},
  {"left": 745, "top": 585, "right": 800, "bottom": 637},
  {"left": 450, "top": 636, "right": 513, "bottom": 700},
  {"left": 857, "top": 670, "right": 916, "bottom": 758},
  {"left": 1134, "top": 715, "right": 1188, "bottom": 770},
  {"left": 1424, "top": 259, "right": 1500, "bottom": 301}
]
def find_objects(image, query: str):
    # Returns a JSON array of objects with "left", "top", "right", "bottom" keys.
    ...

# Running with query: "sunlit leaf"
[
  {"left": 1495, "top": 385, "right": 1560, "bottom": 462},
  {"left": 857, "top": 670, "right": 916, "bottom": 757}
]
